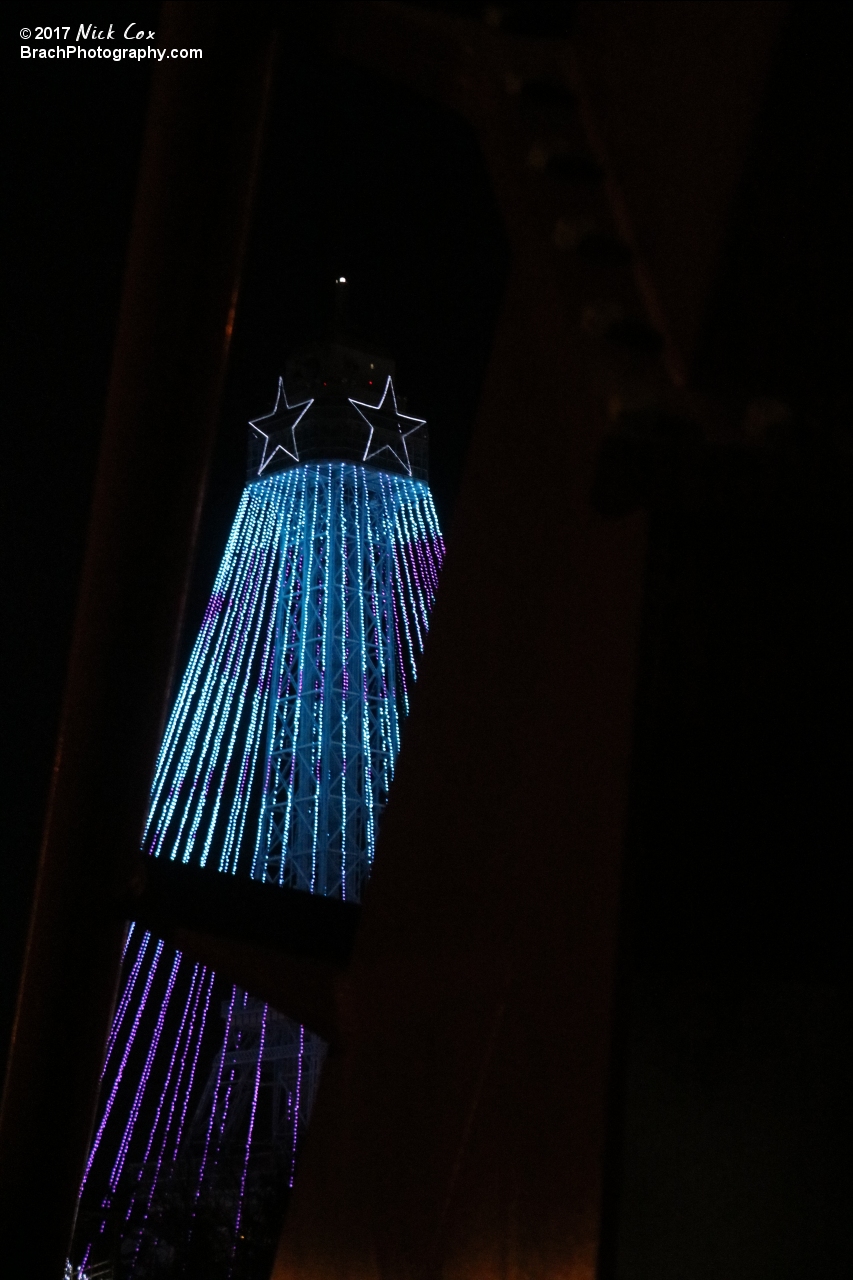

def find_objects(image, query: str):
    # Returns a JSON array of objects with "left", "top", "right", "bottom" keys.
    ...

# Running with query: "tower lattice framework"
[{"left": 71, "top": 344, "right": 443, "bottom": 1279}]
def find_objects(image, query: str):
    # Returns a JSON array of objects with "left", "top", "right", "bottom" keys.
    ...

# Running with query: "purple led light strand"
[
  {"left": 421, "top": 499, "right": 445, "bottom": 591},
  {"left": 405, "top": 481, "right": 441, "bottom": 602},
  {"left": 383, "top": 475, "right": 425, "bottom": 652},
  {"left": 169, "top": 968, "right": 214, "bottom": 1160},
  {"left": 394, "top": 491, "right": 431, "bottom": 635},
  {"left": 192, "top": 983, "right": 238, "bottom": 1213},
  {"left": 164, "top": 964, "right": 210, "bottom": 1162},
  {"left": 136, "top": 966, "right": 209, "bottom": 1271},
  {"left": 137, "top": 959, "right": 203, "bottom": 1214},
  {"left": 388, "top": 543, "right": 411, "bottom": 715},
  {"left": 407, "top": 481, "right": 438, "bottom": 576},
  {"left": 382, "top": 473, "right": 425, "bottom": 655},
  {"left": 81, "top": 939, "right": 165, "bottom": 1189},
  {"left": 405, "top": 481, "right": 441, "bottom": 596},
  {"left": 211, "top": 990, "right": 249, "bottom": 1179},
  {"left": 129, "top": 965, "right": 208, "bottom": 1270},
  {"left": 423, "top": 487, "right": 446, "bottom": 561},
  {"left": 125, "top": 959, "right": 202, "bottom": 1253},
  {"left": 377, "top": 475, "right": 417, "bottom": 698},
  {"left": 230, "top": 1004, "right": 266, "bottom": 1268},
  {"left": 107, "top": 949, "right": 183, "bottom": 1196},
  {"left": 85, "top": 938, "right": 171, "bottom": 1260},
  {"left": 101, "top": 930, "right": 150, "bottom": 1081},
  {"left": 122, "top": 975, "right": 215, "bottom": 1272},
  {"left": 398, "top": 504, "right": 433, "bottom": 619},
  {"left": 289, "top": 1023, "right": 305, "bottom": 1187}
]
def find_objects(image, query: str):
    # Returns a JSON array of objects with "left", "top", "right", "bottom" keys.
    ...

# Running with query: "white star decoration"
[
  {"left": 349, "top": 376, "right": 426, "bottom": 477},
  {"left": 249, "top": 379, "right": 314, "bottom": 474}
]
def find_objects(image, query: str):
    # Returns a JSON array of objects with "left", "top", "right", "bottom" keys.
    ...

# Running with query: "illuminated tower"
[{"left": 72, "top": 339, "right": 443, "bottom": 1278}]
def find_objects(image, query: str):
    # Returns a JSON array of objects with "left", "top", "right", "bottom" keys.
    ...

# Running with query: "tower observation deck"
[
  {"left": 247, "top": 342, "right": 429, "bottom": 483},
  {"left": 71, "top": 339, "right": 444, "bottom": 1278}
]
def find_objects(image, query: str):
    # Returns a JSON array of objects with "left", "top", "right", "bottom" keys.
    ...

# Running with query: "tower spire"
[{"left": 332, "top": 275, "right": 349, "bottom": 341}]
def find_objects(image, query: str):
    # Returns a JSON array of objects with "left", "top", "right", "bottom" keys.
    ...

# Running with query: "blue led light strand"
[
  {"left": 145, "top": 491, "right": 260, "bottom": 848},
  {"left": 224, "top": 472, "right": 299, "bottom": 876},
  {"left": 352, "top": 467, "right": 375, "bottom": 865},
  {"left": 148, "top": 490, "right": 251, "bottom": 799},
  {"left": 177, "top": 518, "right": 273, "bottom": 863},
  {"left": 362, "top": 473, "right": 401, "bottom": 774},
  {"left": 254, "top": 476, "right": 309, "bottom": 883},
  {"left": 75, "top": 460, "right": 444, "bottom": 1275},
  {"left": 149, "top": 486, "right": 277, "bottom": 862},
  {"left": 312, "top": 467, "right": 334, "bottom": 894},
  {"left": 199, "top": 487, "right": 288, "bottom": 871},
  {"left": 280, "top": 468, "right": 321, "bottom": 876}
]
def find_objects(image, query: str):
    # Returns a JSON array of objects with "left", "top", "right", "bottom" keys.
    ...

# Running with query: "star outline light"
[
  {"left": 249, "top": 378, "right": 314, "bottom": 475},
  {"left": 349, "top": 376, "right": 426, "bottom": 477}
]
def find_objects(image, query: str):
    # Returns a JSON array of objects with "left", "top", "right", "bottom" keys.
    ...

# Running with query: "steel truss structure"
[
  {"left": 72, "top": 458, "right": 443, "bottom": 1277},
  {"left": 259, "top": 463, "right": 439, "bottom": 899}
]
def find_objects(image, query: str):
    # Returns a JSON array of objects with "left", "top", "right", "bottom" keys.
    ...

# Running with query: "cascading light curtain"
[{"left": 73, "top": 462, "right": 443, "bottom": 1277}]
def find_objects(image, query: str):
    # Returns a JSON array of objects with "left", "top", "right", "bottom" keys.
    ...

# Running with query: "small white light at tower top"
[{"left": 336, "top": 276, "right": 346, "bottom": 284}]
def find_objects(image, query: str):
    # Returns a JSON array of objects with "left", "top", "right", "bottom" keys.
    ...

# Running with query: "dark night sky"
[{"left": 2, "top": 3, "right": 507, "bottom": 1080}]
